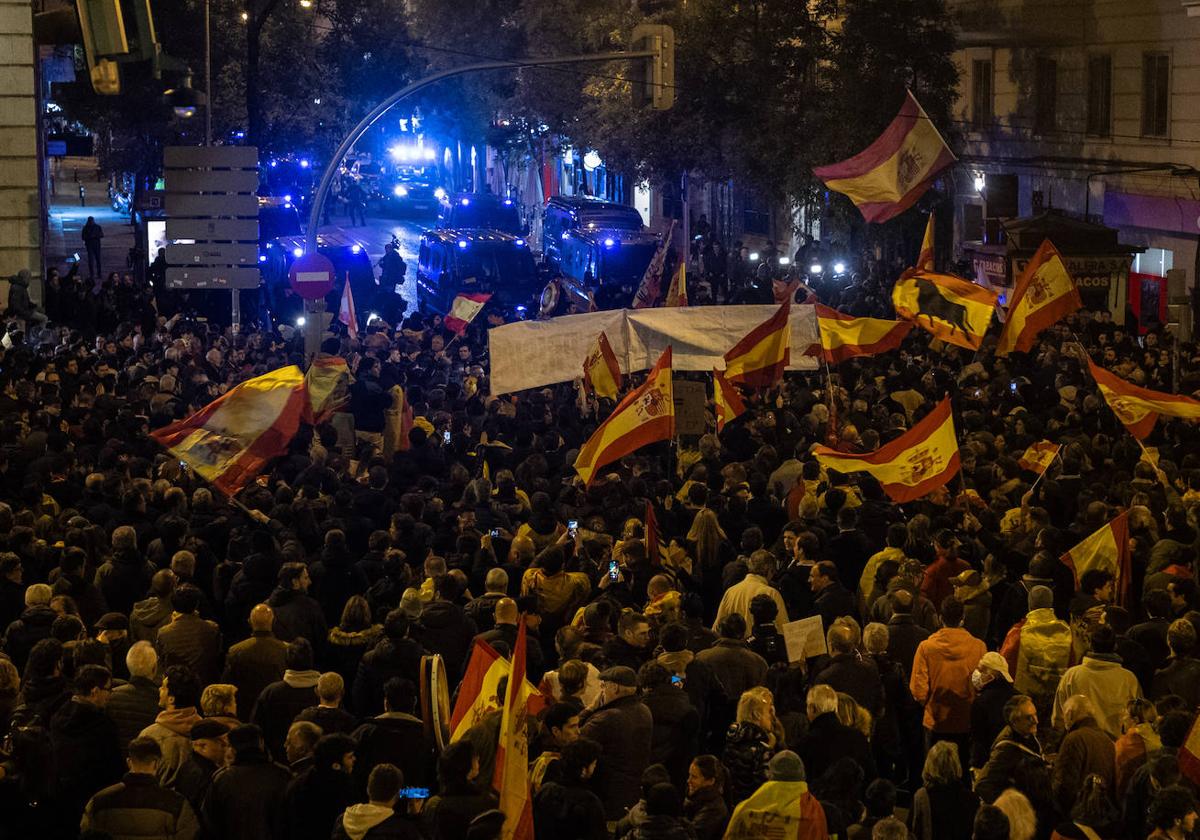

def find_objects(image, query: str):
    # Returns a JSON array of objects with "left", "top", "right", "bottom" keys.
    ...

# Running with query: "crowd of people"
[{"left": 0, "top": 247, "right": 1199, "bottom": 840}]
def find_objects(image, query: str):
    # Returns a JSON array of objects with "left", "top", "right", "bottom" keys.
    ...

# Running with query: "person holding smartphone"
[{"left": 331, "top": 763, "right": 424, "bottom": 840}]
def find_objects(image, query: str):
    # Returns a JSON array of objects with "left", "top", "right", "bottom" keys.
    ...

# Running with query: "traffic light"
[{"left": 631, "top": 24, "right": 675, "bottom": 111}]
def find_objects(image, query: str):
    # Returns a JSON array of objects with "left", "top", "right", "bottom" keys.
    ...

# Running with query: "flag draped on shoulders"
[
  {"left": 713, "top": 367, "right": 746, "bottom": 433},
  {"left": 813, "top": 397, "right": 960, "bottom": 502},
  {"left": 445, "top": 292, "right": 491, "bottom": 335},
  {"left": 583, "top": 331, "right": 622, "bottom": 400},
  {"left": 918, "top": 213, "right": 935, "bottom": 271},
  {"left": 304, "top": 356, "right": 351, "bottom": 424},
  {"left": 574, "top": 347, "right": 675, "bottom": 484},
  {"left": 1061, "top": 511, "right": 1132, "bottom": 606},
  {"left": 892, "top": 270, "right": 998, "bottom": 350},
  {"left": 996, "top": 240, "right": 1082, "bottom": 356},
  {"left": 663, "top": 262, "right": 688, "bottom": 307},
  {"left": 813, "top": 91, "right": 956, "bottom": 223},
  {"left": 152, "top": 366, "right": 309, "bottom": 496},
  {"left": 1087, "top": 357, "right": 1200, "bottom": 439},
  {"left": 804, "top": 304, "right": 912, "bottom": 364},
  {"left": 1017, "top": 440, "right": 1061, "bottom": 475},
  {"left": 723, "top": 300, "right": 791, "bottom": 389},
  {"left": 496, "top": 622, "right": 535, "bottom": 840}
]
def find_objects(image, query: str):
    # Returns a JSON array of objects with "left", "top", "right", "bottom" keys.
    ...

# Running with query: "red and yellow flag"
[
  {"left": 338, "top": 275, "right": 358, "bottom": 340},
  {"left": 1061, "top": 511, "right": 1131, "bottom": 606},
  {"left": 723, "top": 300, "right": 791, "bottom": 389},
  {"left": 996, "top": 240, "right": 1082, "bottom": 356},
  {"left": 633, "top": 220, "right": 675, "bottom": 309},
  {"left": 1017, "top": 440, "right": 1061, "bottom": 475},
  {"left": 575, "top": 347, "right": 675, "bottom": 484},
  {"left": 152, "top": 366, "right": 309, "bottom": 496},
  {"left": 663, "top": 262, "right": 688, "bottom": 307},
  {"left": 451, "top": 638, "right": 547, "bottom": 744},
  {"left": 1088, "top": 357, "right": 1200, "bottom": 439},
  {"left": 1181, "top": 716, "right": 1200, "bottom": 787},
  {"left": 713, "top": 368, "right": 746, "bottom": 433},
  {"left": 812, "top": 397, "right": 960, "bottom": 503},
  {"left": 892, "top": 270, "right": 998, "bottom": 350},
  {"left": 813, "top": 91, "right": 956, "bottom": 223},
  {"left": 583, "top": 331, "right": 622, "bottom": 400},
  {"left": 804, "top": 304, "right": 913, "bottom": 364},
  {"left": 304, "top": 356, "right": 351, "bottom": 424},
  {"left": 496, "top": 621, "right": 535, "bottom": 840},
  {"left": 445, "top": 292, "right": 491, "bottom": 335},
  {"left": 917, "top": 213, "right": 935, "bottom": 271}
]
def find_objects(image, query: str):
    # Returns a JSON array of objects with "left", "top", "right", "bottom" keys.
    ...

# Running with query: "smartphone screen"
[
  {"left": 400, "top": 786, "right": 430, "bottom": 799},
  {"left": 608, "top": 560, "right": 619, "bottom": 581},
  {"left": 568, "top": 519, "right": 578, "bottom": 537},
  {"left": 442, "top": 430, "right": 451, "bottom": 444},
  {"left": 490, "top": 528, "right": 500, "bottom": 538}
]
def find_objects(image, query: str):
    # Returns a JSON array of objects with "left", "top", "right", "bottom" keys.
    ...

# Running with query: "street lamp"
[{"left": 164, "top": 74, "right": 207, "bottom": 119}]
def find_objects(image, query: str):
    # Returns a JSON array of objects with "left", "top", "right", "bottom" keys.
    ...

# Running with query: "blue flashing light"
[
  {"left": 393, "top": 185, "right": 408, "bottom": 198},
  {"left": 434, "top": 187, "right": 446, "bottom": 200},
  {"left": 283, "top": 203, "right": 292, "bottom": 209},
  {"left": 514, "top": 238, "right": 525, "bottom": 247},
  {"left": 265, "top": 242, "right": 273, "bottom": 249},
  {"left": 457, "top": 240, "right": 469, "bottom": 249},
  {"left": 561, "top": 232, "right": 570, "bottom": 241},
  {"left": 604, "top": 237, "right": 616, "bottom": 248},
  {"left": 516, "top": 305, "right": 527, "bottom": 313},
  {"left": 283, "top": 194, "right": 292, "bottom": 203},
  {"left": 270, "top": 160, "right": 278, "bottom": 168},
  {"left": 460, "top": 198, "right": 470, "bottom": 206},
  {"left": 258, "top": 254, "right": 267, "bottom": 263},
  {"left": 351, "top": 244, "right": 362, "bottom": 254},
  {"left": 293, "top": 247, "right": 303, "bottom": 258},
  {"left": 503, "top": 199, "right": 513, "bottom": 205},
  {"left": 299, "top": 159, "right": 310, "bottom": 168},
  {"left": 833, "top": 261, "right": 846, "bottom": 273}
]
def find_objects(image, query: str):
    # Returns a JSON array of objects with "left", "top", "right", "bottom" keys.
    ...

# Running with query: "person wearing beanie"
[
  {"left": 724, "top": 750, "right": 827, "bottom": 840},
  {"left": 998, "top": 584, "right": 1072, "bottom": 712}
]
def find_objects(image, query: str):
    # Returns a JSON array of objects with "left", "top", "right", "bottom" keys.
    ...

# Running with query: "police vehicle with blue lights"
[
  {"left": 438, "top": 192, "right": 525, "bottom": 234},
  {"left": 541, "top": 196, "right": 660, "bottom": 310},
  {"left": 416, "top": 226, "right": 538, "bottom": 314}
]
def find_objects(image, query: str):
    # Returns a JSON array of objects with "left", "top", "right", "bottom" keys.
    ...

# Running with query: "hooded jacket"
[
  {"left": 1012, "top": 607, "right": 1072, "bottom": 700},
  {"left": 414, "top": 599, "right": 477, "bottom": 679},
  {"left": 2, "top": 603, "right": 57, "bottom": 669},
  {"left": 95, "top": 547, "right": 154, "bottom": 616},
  {"left": 252, "top": 669, "right": 321, "bottom": 762},
  {"left": 333, "top": 803, "right": 424, "bottom": 840},
  {"left": 910, "top": 626, "right": 986, "bottom": 733},
  {"left": 267, "top": 586, "right": 328, "bottom": 651},
  {"left": 353, "top": 635, "right": 427, "bottom": 716},
  {"left": 140, "top": 706, "right": 204, "bottom": 787},
  {"left": 129, "top": 595, "right": 174, "bottom": 643}
]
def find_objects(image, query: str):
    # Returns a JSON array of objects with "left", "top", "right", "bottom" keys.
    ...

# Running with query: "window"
[
  {"left": 962, "top": 204, "right": 984, "bottom": 242},
  {"left": 1134, "top": 247, "right": 1174, "bottom": 276},
  {"left": 972, "top": 60, "right": 993, "bottom": 130},
  {"left": 1087, "top": 55, "right": 1112, "bottom": 136},
  {"left": 1142, "top": 53, "right": 1170, "bottom": 137},
  {"left": 1035, "top": 58, "right": 1057, "bottom": 134}
]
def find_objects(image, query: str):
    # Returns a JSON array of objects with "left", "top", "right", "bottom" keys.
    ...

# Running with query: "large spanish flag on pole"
[
  {"left": 451, "top": 638, "right": 547, "bottom": 745},
  {"left": 723, "top": 300, "right": 791, "bottom": 389},
  {"left": 574, "top": 347, "right": 675, "bottom": 484},
  {"left": 1087, "top": 357, "right": 1200, "bottom": 439},
  {"left": 152, "top": 366, "right": 309, "bottom": 496},
  {"left": 813, "top": 397, "right": 960, "bottom": 502},
  {"left": 496, "top": 621, "right": 535, "bottom": 840},
  {"left": 713, "top": 367, "right": 746, "bottom": 432},
  {"left": 917, "top": 213, "right": 935, "bottom": 271},
  {"left": 893, "top": 270, "right": 998, "bottom": 351},
  {"left": 804, "top": 304, "right": 913, "bottom": 364},
  {"left": 1061, "top": 511, "right": 1132, "bottom": 606},
  {"left": 996, "top": 240, "right": 1082, "bottom": 356},
  {"left": 813, "top": 91, "right": 956, "bottom": 223},
  {"left": 583, "top": 331, "right": 622, "bottom": 400}
]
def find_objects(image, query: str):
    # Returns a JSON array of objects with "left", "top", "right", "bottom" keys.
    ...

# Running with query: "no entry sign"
[{"left": 289, "top": 253, "right": 335, "bottom": 300}]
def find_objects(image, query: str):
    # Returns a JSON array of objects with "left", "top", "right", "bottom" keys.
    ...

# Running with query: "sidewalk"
[{"left": 45, "top": 156, "right": 136, "bottom": 280}]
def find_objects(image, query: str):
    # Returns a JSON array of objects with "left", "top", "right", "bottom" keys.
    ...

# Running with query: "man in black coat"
[
  {"left": 222, "top": 603, "right": 289, "bottom": 719},
  {"left": 2, "top": 582, "right": 57, "bottom": 670},
  {"left": 828, "top": 507, "right": 875, "bottom": 595},
  {"left": 797, "top": 683, "right": 876, "bottom": 785},
  {"left": 267, "top": 562, "right": 327, "bottom": 654},
  {"left": 414, "top": 574, "right": 477, "bottom": 679},
  {"left": 354, "top": 609, "right": 427, "bottom": 716},
  {"left": 351, "top": 677, "right": 437, "bottom": 795},
  {"left": 281, "top": 733, "right": 359, "bottom": 840},
  {"left": 95, "top": 526, "right": 154, "bottom": 616},
  {"left": 638, "top": 662, "right": 700, "bottom": 788},
  {"left": 811, "top": 622, "right": 882, "bottom": 718},
  {"left": 579, "top": 666, "right": 654, "bottom": 820},
  {"left": 202, "top": 724, "right": 292, "bottom": 840},
  {"left": 251, "top": 637, "right": 322, "bottom": 763},
  {"left": 0, "top": 552, "right": 24, "bottom": 630},
  {"left": 884, "top": 590, "right": 931, "bottom": 679},
  {"left": 473, "top": 596, "right": 546, "bottom": 683},
  {"left": 810, "top": 562, "right": 856, "bottom": 633},
  {"left": 50, "top": 664, "right": 125, "bottom": 829}
]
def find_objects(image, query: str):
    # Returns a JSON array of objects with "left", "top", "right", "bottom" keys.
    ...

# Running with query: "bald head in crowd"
[
  {"left": 249, "top": 604, "right": 275, "bottom": 632},
  {"left": 495, "top": 597, "right": 518, "bottom": 626}
]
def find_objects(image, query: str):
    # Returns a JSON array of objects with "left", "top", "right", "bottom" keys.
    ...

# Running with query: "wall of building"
[{"left": 0, "top": 0, "right": 40, "bottom": 297}]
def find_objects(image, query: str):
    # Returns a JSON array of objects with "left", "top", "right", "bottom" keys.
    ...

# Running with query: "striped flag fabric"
[
  {"left": 713, "top": 367, "right": 746, "bottom": 433},
  {"left": 813, "top": 91, "right": 956, "bottom": 223},
  {"left": 1017, "top": 440, "right": 1061, "bottom": 475},
  {"left": 304, "top": 356, "right": 351, "bottom": 424},
  {"left": 338, "top": 275, "right": 358, "bottom": 340},
  {"left": 633, "top": 220, "right": 675, "bottom": 309},
  {"left": 152, "top": 366, "right": 309, "bottom": 496},
  {"left": 496, "top": 621, "right": 535, "bottom": 840},
  {"left": 574, "top": 347, "right": 675, "bottom": 484},
  {"left": 1087, "top": 357, "right": 1200, "bottom": 439},
  {"left": 450, "top": 638, "right": 547, "bottom": 745},
  {"left": 1061, "top": 511, "right": 1132, "bottom": 606},
  {"left": 918, "top": 213, "right": 935, "bottom": 271},
  {"left": 892, "top": 269, "right": 998, "bottom": 351},
  {"left": 996, "top": 240, "right": 1082, "bottom": 356},
  {"left": 583, "top": 331, "right": 622, "bottom": 400},
  {"left": 723, "top": 300, "right": 791, "bottom": 390},
  {"left": 445, "top": 292, "right": 491, "bottom": 335},
  {"left": 804, "top": 304, "right": 913, "bottom": 364},
  {"left": 813, "top": 397, "right": 960, "bottom": 503},
  {"left": 663, "top": 262, "right": 688, "bottom": 307}
]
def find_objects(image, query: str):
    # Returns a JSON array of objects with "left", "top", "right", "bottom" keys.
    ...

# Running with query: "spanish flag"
[
  {"left": 813, "top": 397, "right": 960, "bottom": 502},
  {"left": 892, "top": 270, "right": 998, "bottom": 351},
  {"left": 633, "top": 220, "right": 675, "bottom": 309},
  {"left": 152, "top": 366, "right": 309, "bottom": 496},
  {"left": 723, "top": 300, "right": 791, "bottom": 389},
  {"left": 1061, "top": 511, "right": 1131, "bottom": 606},
  {"left": 451, "top": 638, "right": 547, "bottom": 745},
  {"left": 583, "top": 331, "right": 622, "bottom": 400},
  {"left": 496, "top": 621, "right": 535, "bottom": 840},
  {"left": 574, "top": 347, "right": 674, "bottom": 484},
  {"left": 663, "top": 262, "right": 688, "bottom": 307},
  {"left": 805, "top": 304, "right": 913, "bottom": 364},
  {"left": 996, "top": 240, "right": 1082, "bottom": 356},
  {"left": 338, "top": 275, "right": 358, "bottom": 340},
  {"left": 918, "top": 213, "right": 935, "bottom": 271},
  {"left": 445, "top": 292, "right": 491, "bottom": 335},
  {"left": 713, "top": 367, "right": 746, "bottom": 432},
  {"left": 1088, "top": 357, "right": 1200, "bottom": 439},
  {"left": 1017, "top": 440, "right": 1061, "bottom": 475},
  {"left": 304, "top": 356, "right": 351, "bottom": 424},
  {"left": 813, "top": 91, "right": 956, "bottom": 223}
]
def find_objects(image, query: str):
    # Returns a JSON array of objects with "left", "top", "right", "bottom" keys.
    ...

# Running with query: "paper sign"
[{"left": 782, "top": 616, "right": 826, "bottom": 663}]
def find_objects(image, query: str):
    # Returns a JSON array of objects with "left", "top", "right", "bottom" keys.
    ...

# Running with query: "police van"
[
  {"left": 541, "top": 196, "right": 660, "bottom": 309},
  {"left": 416, "top": 228, "right": 538, "bottom": 314}
]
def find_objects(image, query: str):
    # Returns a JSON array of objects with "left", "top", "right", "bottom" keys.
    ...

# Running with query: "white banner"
[{"left": 488, "top": 305, "right": 819, "bottom": 394}]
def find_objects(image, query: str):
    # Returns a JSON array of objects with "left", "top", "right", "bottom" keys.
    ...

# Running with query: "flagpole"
[{"left": 1025, "top": 446, "right": 1061, "bottom": 499}]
